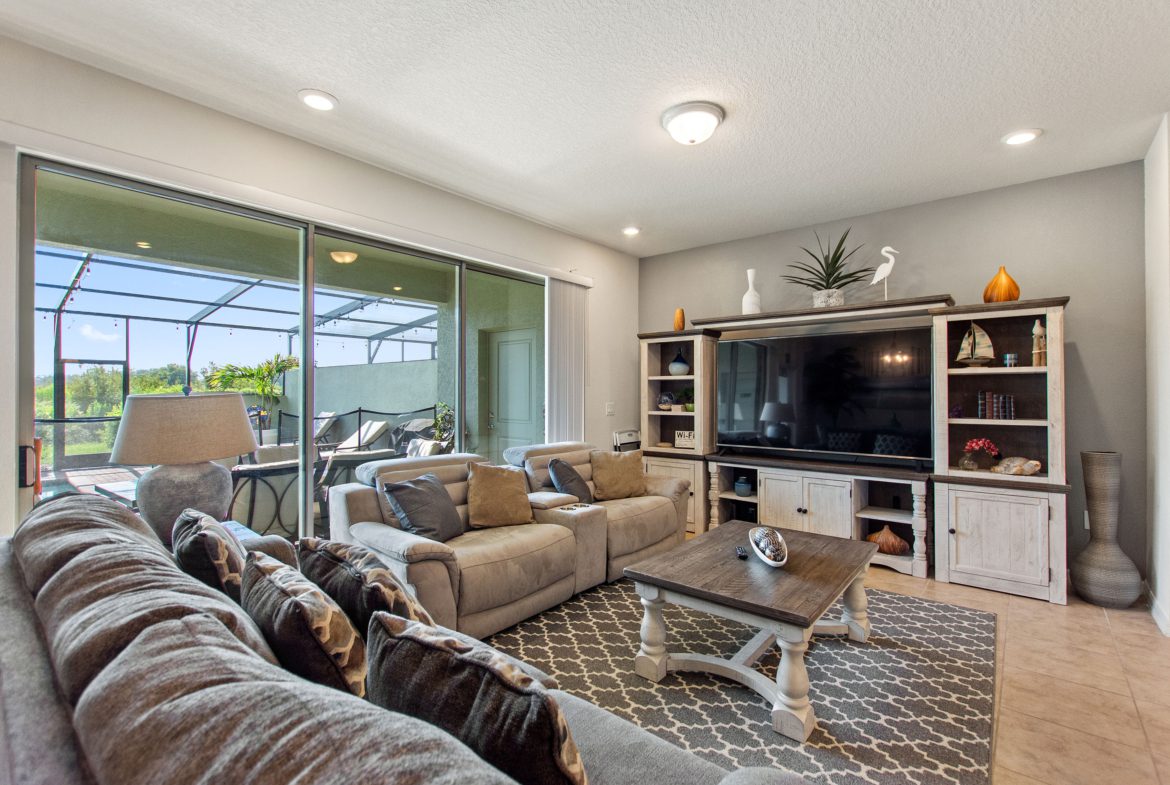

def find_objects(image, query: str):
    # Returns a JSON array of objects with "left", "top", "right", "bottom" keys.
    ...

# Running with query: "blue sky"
[{"left": 34, "top": 248, "right": 436, "bottom": 378}]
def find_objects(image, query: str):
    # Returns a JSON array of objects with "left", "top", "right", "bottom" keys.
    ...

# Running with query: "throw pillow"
[
  {"left": 366, "top": 613, "right": 586, "bottom": 785},
  {"left": 547, "top": 458, "right": 593, "bottom": 503},
  {"left": 590, "top": 450, "right": 646, "bottom": 501},
  {"left": 296, "top": 538, "right": 434, "bottom": 635},
  {"left": 172, "top": 509, "right": 247, "bottom": 602},
  {"left": 241, "top": 552, "right": 367, "bottom": 697},
  {"left": 467, "top": 462, "right": 533, "bottom": 528},
  {"left": 380, "top": 473, "right": 464, "bottom": 542}
]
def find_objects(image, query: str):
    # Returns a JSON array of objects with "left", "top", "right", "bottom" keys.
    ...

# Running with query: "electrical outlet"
[
  {"left": 1084, "top": 510, "right": 1090, "bottom": 530},
  {"left": 605, "top": 401, "right": 615, "bottom": 416}
]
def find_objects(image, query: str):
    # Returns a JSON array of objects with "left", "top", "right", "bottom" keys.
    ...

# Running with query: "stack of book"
[{"left": 976, "top": 391, "right": 1016, "bottom": 420}]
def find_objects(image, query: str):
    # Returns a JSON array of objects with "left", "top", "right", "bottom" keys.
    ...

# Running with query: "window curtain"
[{"left": 546, "top": 278, "right": 586, "bottom": 442}]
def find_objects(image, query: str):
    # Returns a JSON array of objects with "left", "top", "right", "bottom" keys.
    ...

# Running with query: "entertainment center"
[{"left": 639, "top": 294, "right": 1070, "bottom": 603}]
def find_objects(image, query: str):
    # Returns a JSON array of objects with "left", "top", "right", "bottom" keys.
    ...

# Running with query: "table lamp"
[
  {"left": 110, "top": 392, "right": 259, "bottom": 546},
  {"left": 759, "top": 402, "right": 796, "bottom": 441}
]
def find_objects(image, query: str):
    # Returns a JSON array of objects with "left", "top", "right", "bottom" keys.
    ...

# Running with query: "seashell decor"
[
  {"left": 748, "top": 526, "right": 788, "bottom": 567},
  {"left": 867, "top": 525, "right": 910, "bottom": 556},
  {"left": 990, "top": 456, "right": 1042, "bottom": 476}
]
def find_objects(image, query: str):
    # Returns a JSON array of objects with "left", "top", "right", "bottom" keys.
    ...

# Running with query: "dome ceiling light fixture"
[
  {"left": 298, "top": 89, "right": 338, "bottom": 111},
  {"left": 622, "top": 226, "right": 641, "bottom": 237},
  {"left": 661, "top": 101, "right": 725, "bottom": 145},
  {"left": 1002, "top": 128, "right": 1043, "bottom": 146},
  {"left": 330, "top": 250, "right": 358, "bottom": 264}
]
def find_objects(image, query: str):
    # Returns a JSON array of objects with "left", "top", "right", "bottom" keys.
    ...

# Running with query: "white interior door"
[{"left": 485, "top": 327, "right": 542, "bottom": 464}]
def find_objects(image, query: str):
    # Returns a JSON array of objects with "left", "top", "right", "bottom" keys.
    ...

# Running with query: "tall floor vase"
[{"left": 1070, "top": 451, "right": 1141, "bottom": 608}]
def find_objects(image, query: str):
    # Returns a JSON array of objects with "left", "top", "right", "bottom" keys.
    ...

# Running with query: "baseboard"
[{"left": 1149, "top": 583, "right": 1170, "bottom": 636}]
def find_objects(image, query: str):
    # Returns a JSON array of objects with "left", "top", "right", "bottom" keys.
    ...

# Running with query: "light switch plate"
[{"left": 605, "top": 401, "right": 615, "bottom": 416}]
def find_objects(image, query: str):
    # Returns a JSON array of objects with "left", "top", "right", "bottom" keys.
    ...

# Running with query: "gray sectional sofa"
[
  {"left": 0, "top": 494, "right": 804, "bottom": 785},
  {"left": 328, "top": 446, "right": 691, "bottom": 639}
]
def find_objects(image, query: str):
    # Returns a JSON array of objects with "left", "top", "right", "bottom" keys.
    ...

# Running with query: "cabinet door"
[
  {"left": 948, "top": 489, "right": 1049, "bottom": 588},
  {"left": 759, "top": 473, "right": 803, "bottom": 531},
  {"left": 644, "top": 458, "right": 695, "bottom": 525},
  {"left": 805, "top": 477, "right": 853, "bottom": 539}
]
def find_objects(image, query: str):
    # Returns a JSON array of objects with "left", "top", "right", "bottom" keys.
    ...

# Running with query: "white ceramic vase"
[{"left": 741, "top": 269, "right": 761, "bottom": 314}]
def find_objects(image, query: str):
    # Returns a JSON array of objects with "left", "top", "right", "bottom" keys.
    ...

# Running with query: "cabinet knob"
[{"left": 948, "top": 528, "right": 956, "bottom": 535}]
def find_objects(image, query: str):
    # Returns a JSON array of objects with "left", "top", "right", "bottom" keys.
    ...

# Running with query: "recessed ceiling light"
[
  {"left": 661, "top": 102, "right": 724, "bottom": 145},
  {"left": 330, "top": 250, "right": 358, "bottom": 264},
  {"left": 1002, "top": 128, "right": 1043, "bottom": 146},
  {"left": 622, "top": 226, "right": 641, "bottom": 237},
  {"left": 135, "top": 241, "right": 151, "bottom": 249},
  {"left": 298, "top": 89, "right": 338, "bottom": 111},
  {"left": 392, "top": 285, "right": 403, "bottom": 292}
]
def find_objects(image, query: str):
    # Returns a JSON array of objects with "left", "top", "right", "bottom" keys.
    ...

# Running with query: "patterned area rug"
[{"left": 487, "top": 581, "right": 995, "bottom": 785}]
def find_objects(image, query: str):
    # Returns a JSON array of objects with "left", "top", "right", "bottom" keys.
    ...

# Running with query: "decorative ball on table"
[{"left": 748, "top": 526, "right": 788, "bottom": 567}]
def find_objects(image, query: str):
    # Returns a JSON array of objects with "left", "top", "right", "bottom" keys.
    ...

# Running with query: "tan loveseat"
[
  {"left": 503, "top": 442, "right": 690, "bottom": 582},
  {"left": 328, "top": 453, "right": 607, "bottom": 639}
]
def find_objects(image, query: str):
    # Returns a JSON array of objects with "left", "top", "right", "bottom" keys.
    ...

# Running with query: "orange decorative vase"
[
  {"left": 673, "top": 308, "right": 686, "bottom": 331},
  {"left": 982, "top": 266, "right": 1020, "bottom": 303}
]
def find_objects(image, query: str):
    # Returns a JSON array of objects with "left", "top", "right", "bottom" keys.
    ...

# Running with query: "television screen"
[{"left": 716, "top": 328, "right": 933, "bottom": 465}]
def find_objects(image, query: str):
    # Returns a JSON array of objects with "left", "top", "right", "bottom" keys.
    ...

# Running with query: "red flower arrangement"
[{"left": 963, "top": 437, "right": 1000, "bottom": 457}]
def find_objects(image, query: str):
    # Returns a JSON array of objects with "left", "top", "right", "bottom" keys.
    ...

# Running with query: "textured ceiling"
[{"left": 2, "top": 0, "right": 1169, "bottom": 256}]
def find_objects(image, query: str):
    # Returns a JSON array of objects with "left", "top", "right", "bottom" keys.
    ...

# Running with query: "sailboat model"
[{"left": 956, "top": 322, "right": 994, "bottom": 366}]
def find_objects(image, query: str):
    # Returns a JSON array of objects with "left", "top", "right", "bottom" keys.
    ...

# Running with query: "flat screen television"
[{"left": 716, "top": 328, "right": 933, "bottom": 469}]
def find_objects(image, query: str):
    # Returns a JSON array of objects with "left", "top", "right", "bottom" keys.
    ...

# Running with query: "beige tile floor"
[{"left": 863, "top": 567, "right": 1170, "bottom": 785}]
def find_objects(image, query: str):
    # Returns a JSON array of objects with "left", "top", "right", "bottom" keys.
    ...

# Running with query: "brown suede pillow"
[
  {"left": 590, "top": 450, "right": 647, "bottom": 501},
  {"left": 467, "top": 463, "right": 533, "bottom": 528}
]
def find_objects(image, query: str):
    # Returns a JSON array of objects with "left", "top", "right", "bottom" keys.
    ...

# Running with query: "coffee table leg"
[
  {"left": 634, "top": 582, "right": 668, "bottom": 682},
  {"left": 841, "top": 571, "right": 870, "bottom": 643},
  {"left": 772, "top": 626, "right": 816, "bottom": 741}
]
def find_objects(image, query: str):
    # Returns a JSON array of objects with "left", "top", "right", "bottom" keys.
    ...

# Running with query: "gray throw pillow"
[
  {"left": 366, "top": 613, "right": 585, "bottom": 785},
  {"left": 380, "top": 473, "right": 463, "bottom": 542},
  {"left": 548, "top": 458, "right": 593, "bottom": 503}
]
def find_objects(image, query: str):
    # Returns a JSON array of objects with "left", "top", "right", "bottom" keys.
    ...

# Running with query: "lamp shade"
[
  {"left": 759, "top": 402, "right": 796, "bottom": 423},
  {"left": 110, "top": 393, "right": 259, "bottom": 466}
]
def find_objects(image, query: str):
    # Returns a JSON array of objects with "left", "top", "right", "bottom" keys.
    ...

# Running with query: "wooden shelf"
[
  {"left": 857, "top": 506, "right": 914, "bottom": 525},
  {"left": 646, "top": 446, "right": 702, "bottom": 456},
  {"left": 718, "top": 490, "right": 758, "bottom": 503},
  {"left": 943, "top": 468, "right": 1050, "bottom": 483},
  {"left": 871, "top": 552, "right": 914, "bottom": 573},
  {"left": 648, "top": 410, "right": 695, "bottom": 417},
  {"left": 948, "top": 418, "right": 1048, "bottom": 427},
  {"left": 647, "top": 375, "right": 694, "bottom": 381},
  {"left": 947, "top": 367, "right": 1047, "bottom": 375}
]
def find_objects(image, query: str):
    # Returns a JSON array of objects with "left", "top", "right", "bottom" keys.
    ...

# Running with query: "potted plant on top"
[
  {"left": 783, "top": 227, "right": 874, "bottom": 308},
  {"left": 207, "top": 354, "right": 300, "bottom": 445}
]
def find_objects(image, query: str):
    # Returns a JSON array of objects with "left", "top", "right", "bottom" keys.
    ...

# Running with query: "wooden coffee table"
[{"left": 624, "top": 520, "right": 877, "bottom": 742}]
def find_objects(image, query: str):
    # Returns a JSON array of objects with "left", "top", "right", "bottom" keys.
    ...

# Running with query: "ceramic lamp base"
[{"left": 137, "top": 461, "right": 233, "bottom": 547}]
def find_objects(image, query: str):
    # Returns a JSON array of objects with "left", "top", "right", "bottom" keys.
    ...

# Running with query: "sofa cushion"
[
  {"left": 296, "top": 537, "right": 434, "bottom": 634},
  {"left": 468, "top": 462, "right": 534, "bottom": 528},
  {"left": 450, "top": 524, "right": 576, "bottom": 616},
  {"left": 241, "top": 553, "right": 367, "bottom": 697},
  {"left": 171, "top": 509, "right": 246, "bottom": 602},
  {"left": 381, "top": 473, "right": 465, "bottom": 542},
  {"left": 590, "top": 450, "right": 646, "bottom": 501},
  {"left": 548, "top": 458, "right": 594, "bottom": 503},
  {"left": 13, "top": 493, "right": 168, "bottom": 595},
  {"left": 595, "top": 496, "right": 679, "bottom": 558},
  {"left": 74, "top": 614, "right": 517, "bottom": 785},
  {"left": 35, "top": 538, "right": 275, "bottom": 704},
  {"left": 366, "top": 613, "right": 586, "bottom": 785}
]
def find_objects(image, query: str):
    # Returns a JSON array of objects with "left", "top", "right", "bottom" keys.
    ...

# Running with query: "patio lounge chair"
[{"left": 334, "top": 420, "right": 388, "bottom": 452}]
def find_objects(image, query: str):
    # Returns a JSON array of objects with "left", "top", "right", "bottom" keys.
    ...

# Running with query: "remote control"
[{"left": 735, "top": 546, "right": 749, "bottom": 560}]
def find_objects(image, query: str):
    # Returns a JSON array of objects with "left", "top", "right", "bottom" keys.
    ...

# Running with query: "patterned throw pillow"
[
  {"left": 172, "top": 509, "right": 246, "bottom": 603},
  {"left": 366, "top": 613, "right": 586, "bottom": 785},
  {"left": 589, "top": 450, "right": 646, "bottom": 501},
  {"left": 548, "top": 458, "right": 593, "bottom": 503},
  {"left": 825, "top": 431, "right": 863, "bottom": 453},
  {"left": 296, "top": 538, "right": 434, "bottom": 636},
  {"left": 467, "top": 462, "right": 534, "bottom": 528},
  {"left": 241, "top": 552, "right": 367, "bottom": 697}
]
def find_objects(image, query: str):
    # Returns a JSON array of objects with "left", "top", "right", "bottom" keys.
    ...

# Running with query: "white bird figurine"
[{"left": 871, "top": 246, "right": 898, "bottom": 301}]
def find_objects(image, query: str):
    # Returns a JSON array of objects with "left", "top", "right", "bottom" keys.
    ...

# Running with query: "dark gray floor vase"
[{"left": 489, "top": 581, "right": 996, "bottom": 785}]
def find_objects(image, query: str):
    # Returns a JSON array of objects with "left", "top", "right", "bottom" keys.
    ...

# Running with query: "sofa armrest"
[
  {"left": 644, "top": 475, "right": 690, "bottom": 541},
  {"left": 349, "top": 522, "right": 460, "bottom": 630},
  {"left": 528, "top": 491, "right": 579, "bottom": 510},
  {"left": 718, "top": 769, "right": 808, "bottom": 785},
  {"left": 534, "top": 504, "right": 606, "bottom": 592}
]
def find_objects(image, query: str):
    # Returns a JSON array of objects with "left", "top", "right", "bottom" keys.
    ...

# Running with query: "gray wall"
[{"left": 641, "top": 163, "right": 1147, "bottom": 570}]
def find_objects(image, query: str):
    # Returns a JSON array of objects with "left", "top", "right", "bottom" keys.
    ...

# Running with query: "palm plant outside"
[
  {"left": 206, "top": 354, "right": 300, "bottom": 420},
  {"left": 783, "top": 228, "right": 874, "bottom": 291}
]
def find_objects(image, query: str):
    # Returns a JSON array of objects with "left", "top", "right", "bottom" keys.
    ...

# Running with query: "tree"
[{"left": 206, "top": 354, "right": 300, "bottom": 415}]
